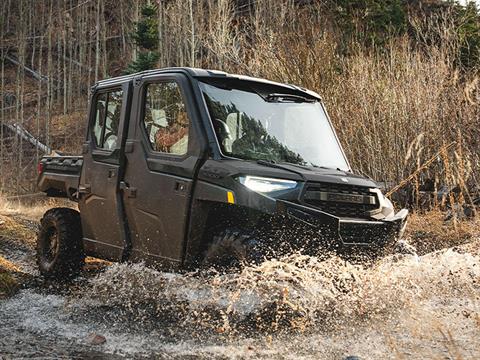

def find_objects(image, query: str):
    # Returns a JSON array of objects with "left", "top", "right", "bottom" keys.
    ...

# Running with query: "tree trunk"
[
  {"left": 46, "top": 0, "right": 53, "bottom": 150},
  {"left": 189, "top": 0, "right": 195, "bottom": 67},
  {"left": 95, "top": 0, "right": 101, "bottom": 82}
]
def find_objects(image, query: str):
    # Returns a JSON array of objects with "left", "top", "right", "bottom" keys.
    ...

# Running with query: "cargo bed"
[{"left": 37, "top": 156, "right": 83, "bottom": 201}]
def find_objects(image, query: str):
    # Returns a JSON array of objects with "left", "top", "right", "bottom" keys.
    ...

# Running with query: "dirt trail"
[{"left": 0, "top": 213, "right": 479, "bottom": 359}]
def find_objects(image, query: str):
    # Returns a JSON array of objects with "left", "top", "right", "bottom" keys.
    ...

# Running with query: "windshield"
[{"left": 199, "top": 80, "right": 349, "bottom": 170}]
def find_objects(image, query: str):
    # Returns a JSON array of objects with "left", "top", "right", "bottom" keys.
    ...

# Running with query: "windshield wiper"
[
  {"left": 277, "top": 161, "right": 312, "bottom": 171},
  {"left": 265, "top": 93, "right": 316, "bottom": 103},
  {"left": 310, "top": 163, "right": 347, "bottom": 172},
  {"left": 310, "top": 164, "right": 335, "bottom": 170}
]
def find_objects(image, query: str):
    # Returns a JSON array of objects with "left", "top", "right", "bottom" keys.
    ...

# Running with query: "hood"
[
  {"left": 274, "top": 163, "right": 378, "bottom": 188},
  {"left": 199, "top": 159, "right": 378, "bottom": 189}
]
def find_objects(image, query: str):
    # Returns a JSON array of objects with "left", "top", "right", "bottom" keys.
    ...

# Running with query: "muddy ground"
[{"left": 0, "top": 210, "right": 479, "bottom": 359}]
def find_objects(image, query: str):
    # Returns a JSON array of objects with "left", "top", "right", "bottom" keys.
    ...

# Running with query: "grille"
[{"left": 302, "top": 182, "right": 379, "bottom": 219}]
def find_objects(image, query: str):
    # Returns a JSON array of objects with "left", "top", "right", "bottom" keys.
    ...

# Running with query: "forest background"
[{"left": 1, "top": 0, "right": 479, "bottom": 212}]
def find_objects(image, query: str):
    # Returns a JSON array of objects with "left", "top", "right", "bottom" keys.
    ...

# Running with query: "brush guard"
[{"left": 276, "top": 200, "right": 408, "bottom": 249}]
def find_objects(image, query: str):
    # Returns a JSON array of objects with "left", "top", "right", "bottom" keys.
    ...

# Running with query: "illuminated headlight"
[{"left": 237, "top": 175, "right": 298, "bottom": 193}]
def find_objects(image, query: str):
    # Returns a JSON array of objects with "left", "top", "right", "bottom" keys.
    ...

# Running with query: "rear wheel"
[
  {"left": 37, "top": 208, "right": 84, "bottom": 279},
  {"left": 203, "top": 229, "right": 263, "bottom": 269}
]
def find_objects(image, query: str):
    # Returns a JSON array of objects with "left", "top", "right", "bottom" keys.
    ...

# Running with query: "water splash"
[
  {"left": 72, "top": 244, "right": 480, "bottom": 348},
  {"left": 2, "top": 240, "right": 479, "bottom": 358}
]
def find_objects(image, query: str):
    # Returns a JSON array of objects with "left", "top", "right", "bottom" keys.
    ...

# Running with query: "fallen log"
[
  {"left": 3, "top": 123, "right": 51, "bottom": 154},
  {"left": 4, "top": 55, "right": 48, "bottom": 82}
]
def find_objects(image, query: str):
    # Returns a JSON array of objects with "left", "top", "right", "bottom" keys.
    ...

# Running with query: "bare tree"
[{"left": 95, "top": 0, "right": 101, "bottom": 82}]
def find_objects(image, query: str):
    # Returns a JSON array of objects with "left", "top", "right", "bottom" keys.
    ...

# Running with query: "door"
[
  {"left": 78, "top": 83, "right": 130, "bottom": 261},
  {"left": 122, "top": 74, "right": 203, "bottom": 267}
]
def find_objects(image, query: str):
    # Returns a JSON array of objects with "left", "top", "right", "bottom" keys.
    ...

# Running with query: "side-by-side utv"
[{"left": 36, "top": 67, "right": 408, "bottom": 277}]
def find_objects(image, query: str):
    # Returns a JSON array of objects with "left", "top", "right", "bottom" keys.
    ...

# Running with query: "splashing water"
[
  {"left": 1, "top": 240, "right": 479, "bottom": 358},
  {"left": 66, "top": 243, "right": 480, "bottom": 357}
]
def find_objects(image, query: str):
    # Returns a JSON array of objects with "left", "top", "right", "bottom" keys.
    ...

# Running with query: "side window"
[
  {"left": 143, "top": 81, "right": 189, "bottom": 155},
  {"left": 93, "top": 93, "right": 107, "bottom": 146},
  {"left": 92, "top": 90, "right": 123, "bottom": 150}
]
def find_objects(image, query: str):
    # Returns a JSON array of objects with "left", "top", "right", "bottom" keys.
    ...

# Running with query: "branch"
[
  {"left": 386, "top": 142, "right": 457, "bottom": 198},
  {"left": 4, "top": 55, "right": 49, "bottom": 82}
]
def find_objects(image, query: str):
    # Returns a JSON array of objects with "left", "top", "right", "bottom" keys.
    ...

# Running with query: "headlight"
[
  {"left": 370, "top": 188, "right": 395, "bottom": 219},
  {"left": 237, "top": 175, "right": 298, "bottom": 193}
]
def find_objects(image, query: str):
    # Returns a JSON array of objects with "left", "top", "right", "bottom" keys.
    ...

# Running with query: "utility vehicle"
[{"left": 36, "top": 67, "right": 408, "bottom": 277}]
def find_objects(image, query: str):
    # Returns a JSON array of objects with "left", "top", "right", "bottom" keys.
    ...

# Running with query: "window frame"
[
  {"left": 89, "top": 87, "right": 124, "bottom": 152},
  {"left": 139, "top": 79, "right": 192, "bottom": 158}
]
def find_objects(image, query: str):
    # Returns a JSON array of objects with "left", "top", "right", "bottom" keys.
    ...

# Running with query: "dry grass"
[
  {"left": 0, "top": 214, "right": 36, "bottom": 296},
  {"left": 0, "top": 195, "right": 77, "bottom": 221},
  {"left": 0, "top": 214, "right": 36, "bottom": 244},
  {"left": 0, "top": 253, "right": 25, "bottom": 299},
  {"left": 0, "top": 270, "right": 18, "bottom": 299},
  {"left": 405, "top": 210, "right": 480, "bottom": 255},
  {"left": 0, "top": 255, "right": 22, "bottom": 273}
]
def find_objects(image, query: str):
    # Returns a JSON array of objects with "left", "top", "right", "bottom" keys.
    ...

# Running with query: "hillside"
[{"left": 0, "top": 0, "right": 479, "bottom": 206}]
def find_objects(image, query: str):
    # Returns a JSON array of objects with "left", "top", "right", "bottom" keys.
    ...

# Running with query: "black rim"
[{"left": 43, "top": 226, "right": 59, "bottom": 262}]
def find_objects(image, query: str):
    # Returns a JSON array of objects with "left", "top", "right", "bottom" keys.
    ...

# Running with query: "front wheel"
[
  {"left": 202, "top": 229, "right": 263, "bottom": 269},
  {"left": 37, "top": 208, "right": 84, "bottom": 279}
]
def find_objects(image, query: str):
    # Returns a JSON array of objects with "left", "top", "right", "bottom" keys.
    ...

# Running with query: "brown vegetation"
[
  {"left": 406, "top": 210, "right": 480, "bottom": 254},
  {"left": 0, "top": 1, "right": 479, "bottom": 212},
  {"left": 0, "top": 256, "right": 20, "bottom": 298},
  {"left": 0, "top": 214, "right": 36, "bottom": 298}
]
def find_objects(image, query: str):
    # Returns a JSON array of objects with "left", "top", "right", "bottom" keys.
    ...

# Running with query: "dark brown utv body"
[{"left": 36, "top": 67, "right": 408, "bottom": 277}]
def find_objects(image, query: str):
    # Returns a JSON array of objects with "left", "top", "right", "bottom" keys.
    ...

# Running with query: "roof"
[{"left": 95, "top": 67, "right": 321, "bottom": 99}]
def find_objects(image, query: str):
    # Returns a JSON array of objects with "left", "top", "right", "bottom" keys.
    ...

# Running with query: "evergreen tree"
[
  {"left": 456, "top": 2, "right": 480, "bottom": 69},
  {"left": 125, "top": 4, "right": 159, "bottom": 74},
  {"left": 332, "top": 0, "right": 407, "bottom": 48}
]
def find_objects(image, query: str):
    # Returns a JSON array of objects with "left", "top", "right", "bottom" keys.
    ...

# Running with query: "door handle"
[
  {"left": 175, "top": 181, "right": 188, "bottom": 193},
  {"left": 78, "top": 184, "right": 91, "bottom": 194},
  {"left": 120, "top": 181, "right": 137, "bottom": 198}
]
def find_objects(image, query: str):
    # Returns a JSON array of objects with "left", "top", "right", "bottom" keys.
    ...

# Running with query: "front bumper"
[{"left": 276, "top": 200, "right": 408, "bottom": 249}]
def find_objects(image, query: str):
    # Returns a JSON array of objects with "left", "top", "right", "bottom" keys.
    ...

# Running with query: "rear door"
[
  {"left": 78, "top": 82, "right": 131, "bottom": 261},
  {"left": 122, "top": 73, "right": 205, "bottom": 267}
]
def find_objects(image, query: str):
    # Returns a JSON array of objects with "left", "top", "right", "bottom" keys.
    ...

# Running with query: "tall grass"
[{"left": 175, "top": 1, "right": 480, "bottom": 208}]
